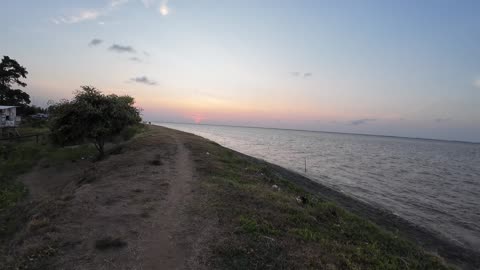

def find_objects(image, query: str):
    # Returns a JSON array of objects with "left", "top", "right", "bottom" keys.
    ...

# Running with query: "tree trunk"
[{"left": 94, "top": 137, "right": 105, "bottom": 157}]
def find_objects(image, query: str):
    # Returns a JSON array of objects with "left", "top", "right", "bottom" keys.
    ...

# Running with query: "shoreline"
[
  {"left": 157, "top": 122, "right": 480, "bottom": 145},
  {"left": 222, "top": 144, "right": 480, "bottom": 269}
]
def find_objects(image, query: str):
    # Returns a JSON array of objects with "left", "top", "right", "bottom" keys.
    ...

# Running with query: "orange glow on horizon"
[{"left": 135, "top": 94, "right": 350, "bottom": 122}]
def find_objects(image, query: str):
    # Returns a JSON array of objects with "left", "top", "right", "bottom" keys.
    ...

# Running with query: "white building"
[{"left": 0, "top": 106, "right": 19, "bottom": 127}]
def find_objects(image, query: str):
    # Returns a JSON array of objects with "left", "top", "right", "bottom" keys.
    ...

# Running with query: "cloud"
[
  {"left": 290, "top": 71, "right": 313, "bottom": 78},
  {"left": 130, "top": 76, "right": 157, "bottom": 85},
  {"left": 89, "top": 38, "right": 103, "bottom": 46},
  {"left": 129, "top": 57, "right": 142, "bottom": 62},
  {"left": 109, "top": 44, "right": 136, "bottom": 53},
  {"left": 51, "top": 0, "right": 128, "bottom": 24},
  {"left": 303, "top": 72, "right": 312, "bottom": 78},
  {"left": 51, "top": 10, "right": 100, "bottom": 24},
  {"left": 349, "top": 118, "right": 376, "bottom": 125}
]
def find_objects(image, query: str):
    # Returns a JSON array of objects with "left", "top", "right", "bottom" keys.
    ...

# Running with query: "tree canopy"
[
  {"left": 0, "top": 56, "right": 30, "bottom": 106},
  {"left": 49, "top": 86, "right": 141, "bottom": 156}
]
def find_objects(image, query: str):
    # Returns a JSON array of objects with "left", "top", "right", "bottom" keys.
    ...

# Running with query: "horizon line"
[{"left": 152, "top": 121, "right": 480, "bottom": 144}]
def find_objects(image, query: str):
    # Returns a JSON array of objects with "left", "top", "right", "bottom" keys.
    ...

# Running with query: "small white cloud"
[
  {"left": 52, "top": 10, "right": 100, "bottom": 24},
  {"left": 68, "top": 10, "right": 100, "bottom": 23}
]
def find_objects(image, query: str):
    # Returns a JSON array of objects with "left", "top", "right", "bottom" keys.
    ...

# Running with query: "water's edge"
[{"left": 164, "top": 126, "right": 480, "bottom": 270}]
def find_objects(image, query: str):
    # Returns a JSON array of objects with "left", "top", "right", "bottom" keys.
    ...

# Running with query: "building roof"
[{"left": 0, "top": 106, "right": 17, "bottom": 110}]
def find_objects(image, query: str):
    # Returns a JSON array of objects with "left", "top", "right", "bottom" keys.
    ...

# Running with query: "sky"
[{"left": 2, "top": 0, "right": 480, "bottom": 142}]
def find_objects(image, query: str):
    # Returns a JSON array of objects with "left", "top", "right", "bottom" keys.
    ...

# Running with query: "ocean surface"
[{"left": 159, "top": 123, "right": 480, "bottom": 251}]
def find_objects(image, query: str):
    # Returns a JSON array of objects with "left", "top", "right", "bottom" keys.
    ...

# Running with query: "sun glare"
[
  {"left": 191, "top": 114, "right": 205, "bottom": 124},
  {"left": 159, "top": 5, "right": 169, "bottom": 16}
]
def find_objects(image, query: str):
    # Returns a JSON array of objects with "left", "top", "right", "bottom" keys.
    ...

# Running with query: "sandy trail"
[{"left": 140, "top": 137, "right": 197, "bottom": 269}]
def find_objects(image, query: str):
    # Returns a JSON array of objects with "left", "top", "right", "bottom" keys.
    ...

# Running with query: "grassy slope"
[{"left": 183, "top": 133, "right": 452, "bottom": 269}]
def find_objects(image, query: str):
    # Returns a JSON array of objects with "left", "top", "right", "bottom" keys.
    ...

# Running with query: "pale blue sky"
[{"left": 2, "top": 0, "right": 480, "bottom": 142}]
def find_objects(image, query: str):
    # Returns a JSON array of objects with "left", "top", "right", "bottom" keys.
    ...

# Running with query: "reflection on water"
[{"left": 160, "top": 123, "right": 480, "bottom": 250}]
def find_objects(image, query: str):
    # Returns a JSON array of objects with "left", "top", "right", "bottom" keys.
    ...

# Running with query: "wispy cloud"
[
  {"left": 130, "top": 76, "right": 157, "bottom": 85},
  {"left": 290, "top": 71, "right": 313, "bottom": 78},
  {"left": 89, "top": 38, "right": 103, "bottom": 46},
  {"left": 51, "top": 10, "right": 100, "bottom": 24},
  {"left": 109, "top": 44, "right": 136, "bottom": 53},
  {"left": 129, "top": 57, "right": 142, "bottom": 62},
  {"left": 349, "top": 118, "right": 376, "bottom": 125},
  {"left": 51, "top": 0, "right": 128, "bottom": 24}
]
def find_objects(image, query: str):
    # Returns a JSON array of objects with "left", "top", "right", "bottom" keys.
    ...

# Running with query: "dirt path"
[{"left": 139, "top": 138, "right": 197, "bottom": 269}]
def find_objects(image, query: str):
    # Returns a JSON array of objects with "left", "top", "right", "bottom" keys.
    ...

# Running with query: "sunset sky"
[{"left": 2, "top": 0, "right": 480, "bottom": 142}]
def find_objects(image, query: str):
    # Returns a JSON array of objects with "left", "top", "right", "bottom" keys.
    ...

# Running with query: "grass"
[
  {"left": 0, "top": 123, "right": 147, "bottom": 212},
  {"left": 0, "top": 129, "right": 96, "bottom": 212},
  {"left": 185, "top": 137, "right": 452, "bottom": 269}
]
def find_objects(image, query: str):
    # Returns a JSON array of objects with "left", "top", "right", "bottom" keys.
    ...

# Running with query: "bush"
[{"left": 49, "top": 86, "right": 141, "bottom": 156}]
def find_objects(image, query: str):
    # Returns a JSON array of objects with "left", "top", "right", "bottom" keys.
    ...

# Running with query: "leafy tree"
[
  {"left": 0, "top": 56, "right": 30, "bottom": 106},
  {"left": 49, "top": 86, "right": 141, "bottom": 156}
]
